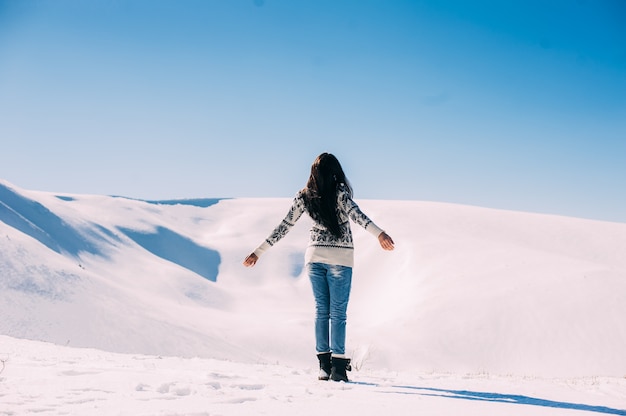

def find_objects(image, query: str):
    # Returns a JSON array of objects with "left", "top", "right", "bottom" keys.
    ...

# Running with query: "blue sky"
[{"left": 1, "top": 0, "right": 624, "bottom": 222}]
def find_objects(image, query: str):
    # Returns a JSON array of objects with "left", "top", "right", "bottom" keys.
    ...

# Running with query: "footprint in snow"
[
  {"left": 206, "top": 381, "right": 222, "bottom": 390},
  {"left": 223, "top": 396, "right": 258, "bottom": 404},
  {"left": 232, "top": 383, "right": 265, "bottom": 391},
  {"left": 155, "top": 382, "right": 192, "bottom": 396}
]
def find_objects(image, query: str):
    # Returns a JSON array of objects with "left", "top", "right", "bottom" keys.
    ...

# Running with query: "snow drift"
[{"left": 1, "top": 179, "right": 625, "bottom": 378}]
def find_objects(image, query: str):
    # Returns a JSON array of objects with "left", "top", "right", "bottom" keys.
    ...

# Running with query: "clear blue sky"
[{"left": 1, "top": 0, "right": 625, "bottom": 222}]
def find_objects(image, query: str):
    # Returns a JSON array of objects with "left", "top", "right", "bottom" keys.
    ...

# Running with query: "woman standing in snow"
[{"left": 243, "top": 152, "right": 395, "bottom": 382}]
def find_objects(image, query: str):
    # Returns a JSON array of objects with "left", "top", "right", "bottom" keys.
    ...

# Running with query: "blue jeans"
[{"left": 307, "top": 262, "right": 353, "bottom": 356}]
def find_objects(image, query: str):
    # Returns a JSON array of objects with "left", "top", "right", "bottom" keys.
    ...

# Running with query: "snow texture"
[{"left": 1, "top": 179, "right": 625, "bottom": 415}]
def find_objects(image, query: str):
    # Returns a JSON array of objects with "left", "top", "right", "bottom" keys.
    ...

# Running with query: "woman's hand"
[
  {"left": 378, "top": 232, "right": 395, "bottom": 251},
  {"left": 243, "top": 253, "right": 258, "bottom": 267}
]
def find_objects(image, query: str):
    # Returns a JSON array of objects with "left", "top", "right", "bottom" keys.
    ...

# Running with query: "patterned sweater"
[{"left": 253, "top": 185, "right": 384, "bottom": 268}]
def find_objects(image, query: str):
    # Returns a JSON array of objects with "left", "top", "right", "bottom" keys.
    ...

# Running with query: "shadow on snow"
[
  {"left": 113, "top": 196, "right": 226, "bottom": 208},
  {"left": 351, "top": 382, "right": 626, "bottom": 415},
  {"left": 0, "top": 183, "right": 103, "bottom": 257},
  {"left": 411, "top": 386, "right": 626, "bottom": 415},
  {"left": 119, "top": 226, "right": 221, "bottom": 282}
]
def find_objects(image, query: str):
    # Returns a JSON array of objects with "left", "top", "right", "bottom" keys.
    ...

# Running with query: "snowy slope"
[
  {"left": 1, "top": 179, "right": 626, "bottom": 380},
  {"left": 2, "top": 335, "right": 626, "bottom": 416}
]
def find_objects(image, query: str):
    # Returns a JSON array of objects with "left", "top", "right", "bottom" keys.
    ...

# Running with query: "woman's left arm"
[
  {"left": 378, "top": 231, "right": 395, "bottom": 251},
  {"left": 342, "top": 192, "right": 394, "bottom": 250}
]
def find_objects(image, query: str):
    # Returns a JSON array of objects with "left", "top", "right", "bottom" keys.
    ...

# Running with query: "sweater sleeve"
[
  {"left": 340, "top": 189, "right": 384, "bottom": 238},
  {"left": 253, "top": 193, "right": 306, "bottom": 257}
]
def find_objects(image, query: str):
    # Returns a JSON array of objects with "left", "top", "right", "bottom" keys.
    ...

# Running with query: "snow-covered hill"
[
  {"left": 1, "top": 179, "right": 625, "bottom": 380},
  {"left": 2, "top": 334, "right": 625, "bottom": 416}
]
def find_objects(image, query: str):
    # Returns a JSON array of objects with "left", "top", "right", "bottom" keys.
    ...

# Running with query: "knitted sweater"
[{"left": 253, "top": 185, "right": 384, "bottom": 268}]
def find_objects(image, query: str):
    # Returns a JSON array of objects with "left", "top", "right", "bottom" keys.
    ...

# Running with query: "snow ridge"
[{"left": 1, "top": 180, "right": 626, "bottom": 379}]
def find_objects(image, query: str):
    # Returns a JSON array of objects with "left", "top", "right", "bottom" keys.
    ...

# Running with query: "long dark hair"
[{"left": 302, "top": 153, "right": 353, "bottom": 238}]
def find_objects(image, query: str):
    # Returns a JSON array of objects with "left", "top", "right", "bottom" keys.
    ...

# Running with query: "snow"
[
  {"left": 2, "top": 335, "right": 625, "bottom": 416},
  {"left": 1, "top": 179, "right": 625, "bottom": 415}
]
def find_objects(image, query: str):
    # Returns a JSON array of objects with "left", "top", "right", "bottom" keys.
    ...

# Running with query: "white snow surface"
[{"left": 1, "top": 179, "right": 625, "bottom": 415}]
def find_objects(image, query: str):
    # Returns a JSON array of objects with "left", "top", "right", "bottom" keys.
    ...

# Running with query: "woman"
[{"left": 243, "top": 153, "right": 394, "bottom": 382}]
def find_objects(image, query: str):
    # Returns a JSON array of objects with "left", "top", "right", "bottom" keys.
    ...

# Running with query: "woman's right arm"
[
  {"left": 243, "top": 194, "right": 306, "bottom": 267},
  {"left": 243, "top": 253, "right": 258, "bottom": 267}
]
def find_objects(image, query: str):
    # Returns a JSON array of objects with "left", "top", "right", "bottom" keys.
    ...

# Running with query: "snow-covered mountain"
[{"left": 1, "top": 179, "right": 625, "bottom": 379}]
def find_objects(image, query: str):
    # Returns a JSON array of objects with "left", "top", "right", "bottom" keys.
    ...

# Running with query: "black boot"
[
  {"left": 330, "top": 356, "right": 351, "bottom": 382},
  {"left": 317, "top": 352, "right": 332, "bottom": 380}
]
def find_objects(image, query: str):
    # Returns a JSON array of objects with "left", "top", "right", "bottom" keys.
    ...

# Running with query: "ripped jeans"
[{"left": 307, "top": 262, "right": 353, "bottom": 356}]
